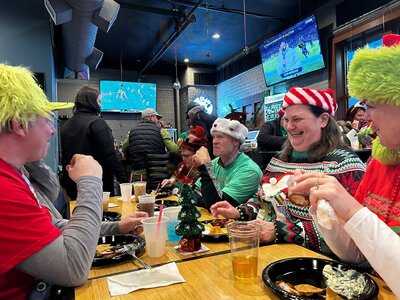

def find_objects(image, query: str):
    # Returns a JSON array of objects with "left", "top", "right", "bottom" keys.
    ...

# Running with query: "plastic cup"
[
  {"left": 227, "top": 221, "right": 260, "bottom": 280},
  {"left": 163, "top": 206, "right": 182, "bottom": 243},
  {"left": 120, "top": 183, "right": 132, "bottom": 202},
  {"left": 133, "top": 181, "right": 147, "bottom": 201},
  {"left": 102, "top": 192, "right": 111, "bottom": 211},
  {"left": 138, "top": 194, "right": 156, "bottom": 217},
  {"left": 141, "top": 216, "right": 169, "bottom": 258}
]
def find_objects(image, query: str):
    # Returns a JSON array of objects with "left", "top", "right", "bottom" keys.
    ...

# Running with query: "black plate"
[
  {"left": 262, "top": 257, "right": 379, "bottom": 300},
  {"left": 102, "top": 211, "right": 121, "bottom": 222},
  {"left": 92, "top": 235, "right": 145, "bottom": 267}
]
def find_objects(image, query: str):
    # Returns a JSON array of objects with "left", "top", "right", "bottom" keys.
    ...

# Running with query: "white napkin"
[{"left": 107, "top": 262, "right": 185, "bottom": 296}]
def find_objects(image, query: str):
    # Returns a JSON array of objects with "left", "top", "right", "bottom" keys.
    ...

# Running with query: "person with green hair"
[
  {"left": 290, "top": 34, "right": 400, "bottom": 298},
  {"left": 0, "top": 64, "right": 103, "bottom": 299}
]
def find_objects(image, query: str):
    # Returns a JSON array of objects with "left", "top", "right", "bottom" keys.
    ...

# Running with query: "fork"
[{"left": 122, "top": 245, "right": 152, "bottom": 270}]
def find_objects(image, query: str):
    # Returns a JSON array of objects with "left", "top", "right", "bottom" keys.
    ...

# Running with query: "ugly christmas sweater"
[{"left": 238, "top": 147, "right": 365, "bottom": 255}]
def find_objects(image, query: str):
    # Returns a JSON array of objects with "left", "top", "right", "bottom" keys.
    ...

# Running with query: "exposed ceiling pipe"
[
  {"left": 138, "top": 0, "right": 203, "bottom": 79},
  {"left": 117, "top": 1, "right": 185, "bottom": 18},
  {"left": 62, "top": 0, "right": 103, "bottom": 78},
  {"left": 167, "top": 0, "right": 285, "bottom": 22}
]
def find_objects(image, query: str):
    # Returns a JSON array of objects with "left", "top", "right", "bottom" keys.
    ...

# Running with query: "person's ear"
[
  {"left": 320, "top": 113, "right": 330, "bottom": 128},
  {"left": 9, "top": 119, "right": 28, "bottom": 137}
]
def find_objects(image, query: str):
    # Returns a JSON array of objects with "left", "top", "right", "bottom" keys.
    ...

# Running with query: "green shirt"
[{"left": 197, "top": 152, "right": 262, "bottom": 204}]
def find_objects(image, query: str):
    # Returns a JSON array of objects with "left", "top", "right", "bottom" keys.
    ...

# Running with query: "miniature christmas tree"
[{"left": 175, "top": 184, "right": 204, "bottom": 252}]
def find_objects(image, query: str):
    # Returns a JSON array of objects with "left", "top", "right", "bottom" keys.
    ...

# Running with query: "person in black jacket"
[
  {"left": 60, "top": 86, "right": 127, "bottom": 199},
  {"left": 124, "top": 108, "right": 171, "bottom": 188},
  {"left": 257, "top": 116, "right": 287, "bottom": 152}
]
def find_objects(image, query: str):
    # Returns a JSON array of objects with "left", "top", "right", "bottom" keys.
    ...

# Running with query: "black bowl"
[
  {"left": 92, "top": 235, "right": 145, "bottom": 267},
  {"left": 262, "top": 257, "right": 378, "bottom": 300},
  {"left": 102, "top": 211, "right": 121, "bottom": 222}
]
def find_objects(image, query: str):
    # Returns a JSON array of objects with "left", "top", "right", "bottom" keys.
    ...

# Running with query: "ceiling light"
[
  {"left": 212, "top": 33, "right": 220, "bottom": 39},
  {"left": 184, "top": 58, "right": 189, "bottom": 63}
]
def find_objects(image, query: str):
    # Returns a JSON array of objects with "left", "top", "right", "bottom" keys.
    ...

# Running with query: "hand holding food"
[
  {"left": 290, "top": 172, "right": 363, "bottom": 222},
  {"left": 210, "top": 201, "right": 239, "bottom": 219}
]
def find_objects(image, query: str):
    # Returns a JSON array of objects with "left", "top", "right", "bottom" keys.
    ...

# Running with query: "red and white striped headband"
[{"left": 282, "top": 87, "right": 337, "bottom": 116}]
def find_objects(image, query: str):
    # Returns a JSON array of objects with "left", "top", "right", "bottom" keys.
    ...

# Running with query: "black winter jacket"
[
  {"left": 60, "top": 108, "right": 127, "bottom": 198},
  {"left": 125, "top": 120, "right": 166, "bottom": 170}
]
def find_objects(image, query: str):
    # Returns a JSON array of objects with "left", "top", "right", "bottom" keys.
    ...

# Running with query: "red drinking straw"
[{"left": 156, "top": 204, "right": 164, "bottom": 235}]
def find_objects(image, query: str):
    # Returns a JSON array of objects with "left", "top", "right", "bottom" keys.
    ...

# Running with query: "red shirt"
[
  {"left": 0, "top": 159, "right": 61, "bottom": 300},
  {"left": 355, "top": 158, "right": 400, "bottom": 232}
]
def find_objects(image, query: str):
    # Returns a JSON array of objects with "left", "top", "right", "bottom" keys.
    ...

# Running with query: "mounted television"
[
  {"left": 259, "top": 15, "right": 325, "bottom": 86},
  {"left": 99, "top": 80, "right": 156, "bottom": 112}
]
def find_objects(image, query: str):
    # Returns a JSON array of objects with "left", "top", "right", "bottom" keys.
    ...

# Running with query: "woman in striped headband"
[{"left": 211, "top": 86, "right": 365, "bottom": 256}]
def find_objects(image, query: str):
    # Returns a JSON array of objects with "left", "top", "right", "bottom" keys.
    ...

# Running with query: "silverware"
[{"left": 122, "top": 244, "right": 152, "bottom": 270}]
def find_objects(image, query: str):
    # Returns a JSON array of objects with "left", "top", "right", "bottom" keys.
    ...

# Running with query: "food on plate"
[
  {"left": 95, "top": 244, "right": 114, "bottom": 258},
  {"left": 276, "top": 281, "right": 300, "bottom": 296},
  {"left": 276, "top": 281, "right": 325, "bottom": 297},
  {"left": 203, "top": 219, "right": 233, "bottom": 235},
  {"left": 294, "top": 284, "right": 325, "bottom": 296},
  {"left": 323, "top": 265, "right": 368, "bottom": 299},
  {"left": 288, "top": 194, "right": 309, "bottom": 206}
]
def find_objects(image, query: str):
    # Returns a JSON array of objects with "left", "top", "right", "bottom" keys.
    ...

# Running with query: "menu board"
[{"left": 264, "top": 93, "right": 285, "bottom": 122}]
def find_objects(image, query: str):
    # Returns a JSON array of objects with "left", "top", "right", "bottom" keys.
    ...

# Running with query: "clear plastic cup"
[
  {"left": 102, "top": 192, "right": 111, "bottom": 211},
  {"left": 141, "top": 216, "right": 169, "bottom": 258},
  {"left": 138, "top": 194, "right": 156, "bottom": 217},
  {"left": 133, "top": 181, "right": 147, "bottom": 201},
  {"left": 119, "top": 183, "right": 132, "bottom": 202},
  {"left": 227, "top": 221, "right": 260, "bottom": 280},
  {"left": 163, "top": 206, "right": 182, "bottom": 243}
]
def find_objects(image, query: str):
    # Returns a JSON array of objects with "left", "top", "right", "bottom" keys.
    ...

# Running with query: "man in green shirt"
[{"left": 193, "top": 118, "right": 262, "bottom": 209}]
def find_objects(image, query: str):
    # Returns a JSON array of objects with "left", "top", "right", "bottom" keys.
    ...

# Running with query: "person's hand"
[
  {"left": 161, "top": 178, "right": 176, "bottom": 188},
  {"left": 250, "top": 220, "right": 276, "bottom": 243},
  {"left": 192, "top": 146, "right": 211, "bottom": 167},
  {"left": 66, "top": 154, "right": 102, "bottom": 182},
  {"left": 118, "top": 212, "right": 149, "bottom": 234},
  {"left": 210, "top": 201, "right": 240, "bottom": 219},
  {"left": 290, "top": 173, "right": 363, "bottom": 222},
  {"left": 351, "top": 120, "right": 360, "bottom": 130}
]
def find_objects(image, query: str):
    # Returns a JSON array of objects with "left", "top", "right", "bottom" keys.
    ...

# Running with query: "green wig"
[
  {"left": 348, "top": 35, "right": 400, "bottom": 164},
  {"left": 348, "top": 45, "right": 400, "bottom": 106}
]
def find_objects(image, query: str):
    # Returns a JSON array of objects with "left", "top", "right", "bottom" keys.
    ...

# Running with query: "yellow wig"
[{"left": 0, "top": 64, "right": 52, "bottom": 129}]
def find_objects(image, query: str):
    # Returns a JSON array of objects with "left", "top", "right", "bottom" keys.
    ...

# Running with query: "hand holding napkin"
[{"left": 107, "top": 262, "right": 185, "bottom": 296}]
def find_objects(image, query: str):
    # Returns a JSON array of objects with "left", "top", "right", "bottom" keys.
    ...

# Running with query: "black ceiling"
[{"left": 95, "top": 0, "right": 303, "bottom": 73}]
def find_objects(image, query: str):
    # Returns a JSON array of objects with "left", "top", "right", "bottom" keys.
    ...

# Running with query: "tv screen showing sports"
[
  {"left": 259, "top": 15, "right": 325, "bottom": 86},
  {"left": 99, "top": 80, "right": 156, "bottom": 112}
]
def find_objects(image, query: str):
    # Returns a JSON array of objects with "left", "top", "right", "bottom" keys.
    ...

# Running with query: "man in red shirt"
[{"left": 0, "top": 64, "right": 103, "bottom": 300}]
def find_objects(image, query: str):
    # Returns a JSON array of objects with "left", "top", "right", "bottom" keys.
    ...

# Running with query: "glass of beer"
[
  {"left": 227, "top": 221, "right": 260, "bottom": 280},
  {"left": 133, "top": 181, "right": 147, "bottom": 201}
]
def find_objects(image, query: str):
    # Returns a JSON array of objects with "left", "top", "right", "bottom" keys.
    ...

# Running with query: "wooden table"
[
  {"left": 70, "top": 196, "right": 230, "bottom": 279},
  {"left": 75, "top": 244, "right": 395, "bottom": 300}
]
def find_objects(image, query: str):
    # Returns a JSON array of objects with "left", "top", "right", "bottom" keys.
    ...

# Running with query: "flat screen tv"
[
  {"left": 259, "top": 15, "right": 325, "bottom": 86},
  {"left": 99, "top": 80, "right": 156, "bottom": 112}
]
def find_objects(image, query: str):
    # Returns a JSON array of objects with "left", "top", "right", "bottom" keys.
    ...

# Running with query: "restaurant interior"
[{"left": 1, "top": 0, "right": 400, "bottom": 299}]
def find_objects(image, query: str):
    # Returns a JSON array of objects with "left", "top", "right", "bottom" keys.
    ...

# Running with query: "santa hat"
[
  {"left": 211, "top": 118, "right": 248, "bottom": 144},
  {"left": 179, "top": 125, "right": 208, "bottom": 152},
  {"left": 348, "top": 34, "right": 400, "bottom": 165},
  {"left": 282, "top": 87, "right": 337, "bottom": 116},
  {"left": 348, "top": 34, "right": 400, "bottom": 107}
]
